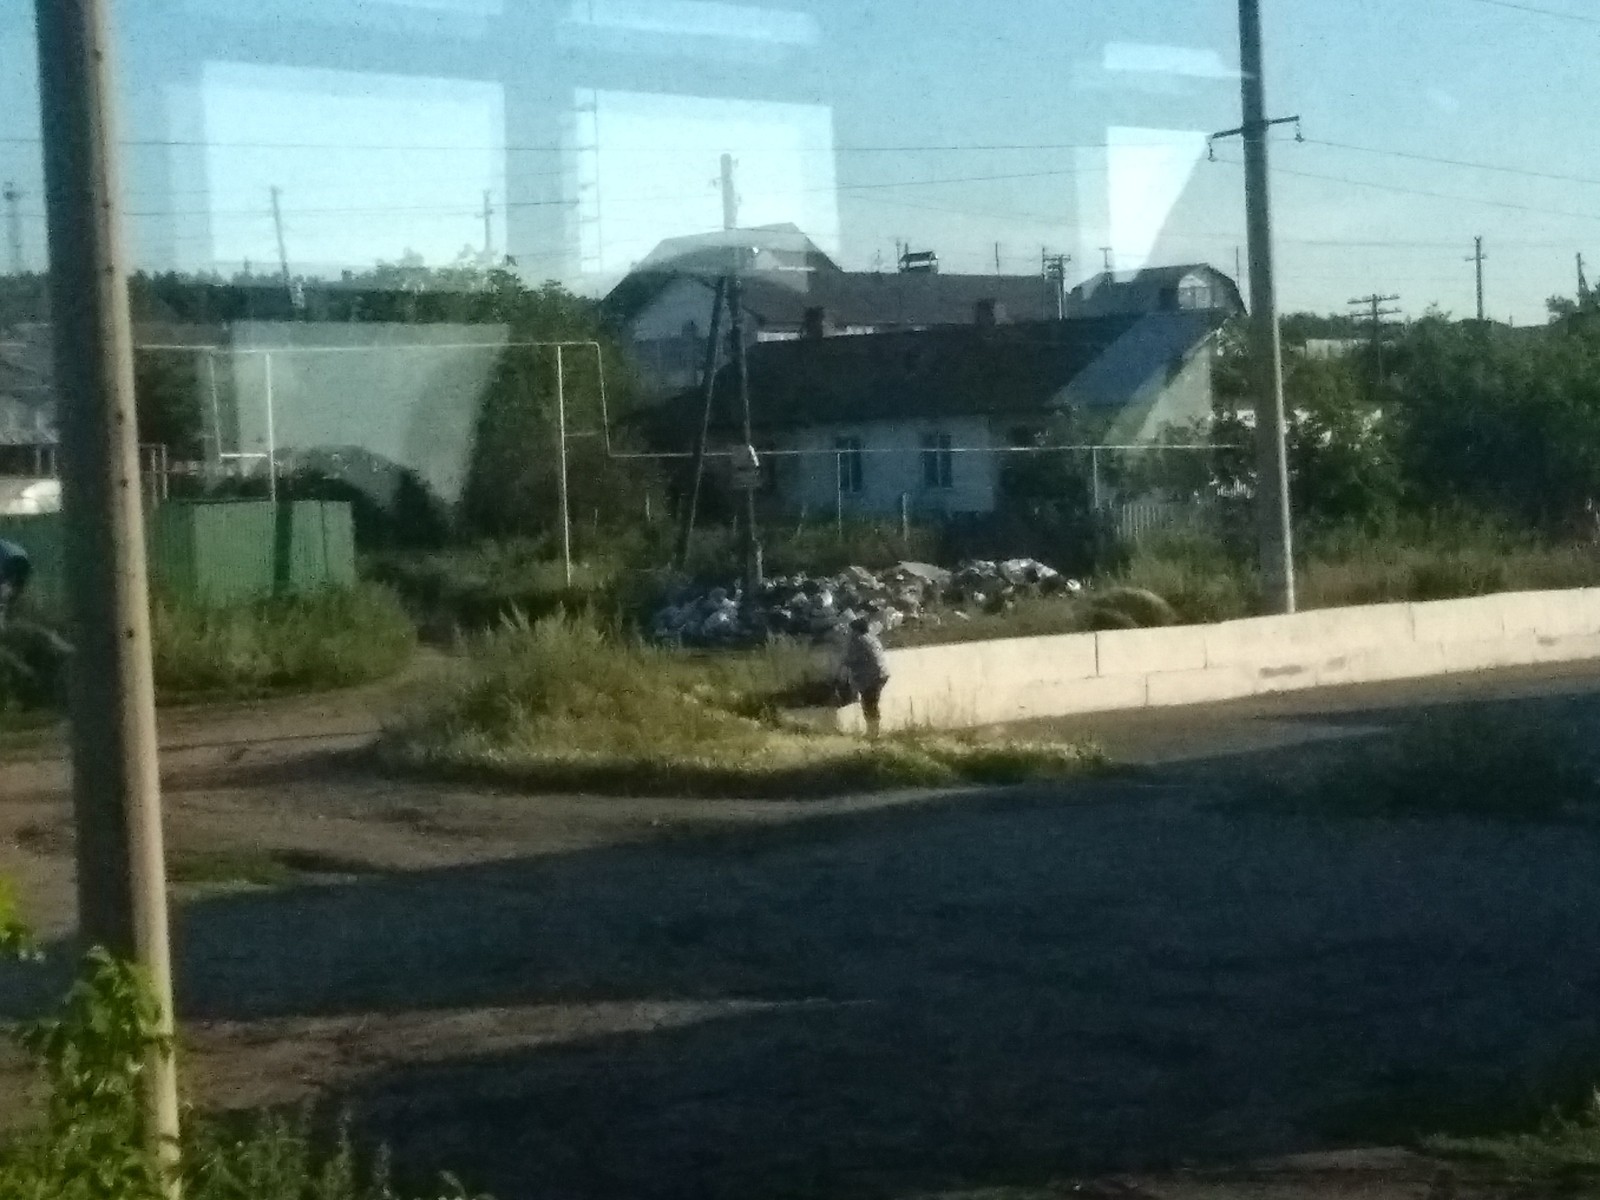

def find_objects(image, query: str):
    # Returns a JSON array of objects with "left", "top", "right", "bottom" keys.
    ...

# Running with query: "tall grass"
[
  {"left": 1110, "top": 518, "right": 1600, "bottom": 625},
  {"left": 381, "top": 614, "right": 1103, "bottom": 797},
  {"left": 151, "top": 584, "right": 416, "bottom": 702}
]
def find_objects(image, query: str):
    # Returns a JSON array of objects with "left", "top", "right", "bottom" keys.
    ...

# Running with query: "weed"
[
  {"left": 381, "top": 614, "right": 1103, "bottom": 797},
  {"left": 1428, "top": 1091, "right": 1600, "bottom": 1182},
  {"left": 0, "top": 882, "right": 490, "bottom": 1199},
  {"left": 152, "top": 584, "right": 415, "bottom": 703},
  {"left": 168, "top": 850, "right": 299, "bottom": 888}
]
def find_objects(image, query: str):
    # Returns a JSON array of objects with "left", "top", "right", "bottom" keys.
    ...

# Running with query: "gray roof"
[
  {"left": 692, "top": 310, "right": 1224, "bottom": 431},
  {"left": 736, "top": 270, "right": 1062, "bottom": 331},
  {"left": 1067, "top": 264, "right": 1244, "bottom": 318}
]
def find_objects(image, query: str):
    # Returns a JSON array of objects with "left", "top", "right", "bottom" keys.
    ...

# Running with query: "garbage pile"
[{"left": 651, "top": 559, "right": 1081, "bottom": 646}]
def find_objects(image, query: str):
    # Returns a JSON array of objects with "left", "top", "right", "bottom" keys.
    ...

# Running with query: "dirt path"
[{"left": 2, "top": 665, "right": 1600, "bottom": 1199}]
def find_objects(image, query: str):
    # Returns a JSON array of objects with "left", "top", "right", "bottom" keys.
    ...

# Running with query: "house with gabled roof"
[{"left": 665, "top": 309, "right": 1225, "bottom": 519}]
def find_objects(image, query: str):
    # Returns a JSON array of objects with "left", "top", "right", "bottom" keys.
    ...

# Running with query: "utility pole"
[
  {"left": 1467, "top": 236, "right": 1486, "bottom": 322},
  {"left": 481, "top": 190, "right": 494, "bottom": 265},
  {"left": 1099, "top": 246, "right": 1114, "bottom": 272},
  {"left": 32, "top": 0, "right": 180, "bottom": 1189},
  {"left": 675, "top": 278, "right": 727, "bottom": 569},
  {"left": 1220, "top": 0, "right": 1296, "bottom": 614},
  {"left": 720, "top": 154, "right": 762, "bottom": 591},
  {"left": 1042, "top": 251, "right": 1071, "bottom": 320},
  {"left": 1579, "top": 253, "right": 1589, "bottom": 305},
  {"left": 269, "top": 185, "right": 292, "bottom": 303},
  {"left": 2, "top": 181, "right": 22, "bottom": 274},
  {"left": 995, "top": 242, "right": 1002, "bottom": 273},
  {"left": 1349, "top": 292, "right": 1401, "bottom": 389}
]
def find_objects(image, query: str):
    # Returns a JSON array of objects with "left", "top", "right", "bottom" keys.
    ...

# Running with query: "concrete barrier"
[{"left": 822, "top": 588, "right": 1600, "bottom": 732}]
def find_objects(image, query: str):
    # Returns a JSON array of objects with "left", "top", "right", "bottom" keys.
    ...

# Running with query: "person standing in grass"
[
  {"left": 843, "top": 615, "right": 890, "bottom": 738},
  {"left": 0, "top": 539, "right": 30, "bottom": 629}
]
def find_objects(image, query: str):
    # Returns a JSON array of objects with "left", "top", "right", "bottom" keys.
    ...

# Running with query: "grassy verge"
[
  {"left": 151, "top": 584, "right": 415, "bottom": 703},
  {"left": 381, "top": 615, "right": 1105, "bottom": 797},
  {"left": 1254, "top": 708, "right": 1598, "bottom": 821},
  {"left": 1427, "top": 1092, "right": 1600, "bottom": 1183},
  {"left": 1, "top": 585, "right": 416, "bottom": 719}
]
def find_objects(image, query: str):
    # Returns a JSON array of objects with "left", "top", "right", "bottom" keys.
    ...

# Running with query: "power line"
[
  {"left": 1211, "top": 154, "right": 1600, "bottom": 225},
  {"left": 1305, "top": 137, "right": 1600, "bottom": 189},
  {"left": 1450, "top": 0, "right": 1600, "bottom": 25}
]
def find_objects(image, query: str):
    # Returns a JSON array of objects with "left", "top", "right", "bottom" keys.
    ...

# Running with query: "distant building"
[
  {"left": 669, "top": 310, "right": 1225, "bottom": 519},
  {"left": 605, "top": 224, "right": 1069, "bottom": 401},
  {"left": 1065, "top": 264, "right": 1244, "bottom": 320}
]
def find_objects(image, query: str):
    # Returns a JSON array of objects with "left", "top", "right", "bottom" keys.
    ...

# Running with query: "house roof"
[
  {"left": 683, "top": 310, "right": 1223, "bottom": 432},
  {"left": 604, "top": 228, "right": 1065, "bottom": 331},
  {"left": 736, "top": 270, "right": 1062, "bottom": 330},
  {"left": 603, "top": 224, "right": 842, "bottom": 326},
  {"left": 1068, "top": 264, "right": 1244, "bottom": 317}
]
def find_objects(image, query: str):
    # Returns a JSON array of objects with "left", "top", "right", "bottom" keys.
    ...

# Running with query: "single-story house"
[
  {"left": 673, "top": 309, "right": 1225, "bottom": 519},
  {"left": 1065, "top": 264, "right": 1244, "bottom": 319}
]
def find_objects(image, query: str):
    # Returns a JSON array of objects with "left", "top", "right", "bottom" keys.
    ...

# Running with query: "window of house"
[
  {"left": 1178, "top": 280, "right": 1213, "bottom": 310},
  {"left": 834, "top": 436, "right": 864, "bottom": 494},
  {"left": 921, "top": 432, "right": 954, "bottom": 490}
]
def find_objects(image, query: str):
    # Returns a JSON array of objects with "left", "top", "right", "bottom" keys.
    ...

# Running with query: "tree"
[
  {"left": 1204, "top": 318, "right": 1399, "bottom": 535},
  {"left": 1387, "top": 318, "right": 1600, "bottom": 531}
]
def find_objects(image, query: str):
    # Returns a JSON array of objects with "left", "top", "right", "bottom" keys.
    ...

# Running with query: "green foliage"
[
  {"left": 151, "top": 585, "right": 415, "bottom": 702},
  {"left": 0, "top": 885, "right": 490, "bottom": 1199},
  {"left": 1260, "top": 708, "right": 1596, "bottom": 820},
  {"left": 1111, "top": 531, "right": 1258, "bottom": 624},
  {"left": 1429, "top": 1090, "right": 1600, "bottom": 1183},
  {"left": 1387, "top": 318, "right": 1600, "bottom": 531},
  {"left": 368, "top": 543, "right": 643, "bottom": 635},
  {"left": 134, "top": 352, "right": 204, "bottom": 460},
  {"left": 0, "top": 620, "right": 72, "bottom": 714},
  {"left": 381, "top": 614, "right": 1103, "bottom": 797}
]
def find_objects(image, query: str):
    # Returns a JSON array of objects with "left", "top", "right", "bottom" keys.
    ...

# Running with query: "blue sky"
[{"left": 1, "top": 0, "right": 1596, "bottom": 320}]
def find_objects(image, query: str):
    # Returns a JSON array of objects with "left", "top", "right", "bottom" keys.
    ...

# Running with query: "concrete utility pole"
[
  {"left": 1467, "top": 236, "right": 1486, "bottom": 322},
  {"left": 481, "top": 190, "right": 494, "bottom": 265},
  {"left": 1042, "top": 251, "right": 1070, "bottom": 320},
  {"left": 2, "top": 181, "right": 22, "bottom": 274},
  {"left": 32, "top": 0, "right": 181, "bottom": 1188},
  {"left": 269, "top": 185, "right": 292, "bottom": 299},
  {"left": 721, "top": 154, "right": 762, "bottom": 591},
  {"left": 675, "top": 277, "right": 727, "bottom": 569},
  {"left": 1579, "top": 252, "right": 1589, "bottom": 304},
  {"left": 1235, "top": 0, "right": 1296, "bottom": 614}
]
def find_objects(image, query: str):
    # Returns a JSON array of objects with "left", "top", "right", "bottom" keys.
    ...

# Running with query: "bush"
[
  {"left": 0, "top": 621, "right": 72, "bottom": 714},
  {"left": 1111, "top": 531, "right": 1257, "bottom": 624},
  {"left": 368, "top": 542, "right": 648, "bottom": 635},
  {"left": 0, "top": 882, "right": 487, "bottom": 1199},
  {"left": 381, "top": 614, "right": 1104, "bottom": 797},
  {"left": 152, "top": 585, "right": 416, "bottom": 702}
]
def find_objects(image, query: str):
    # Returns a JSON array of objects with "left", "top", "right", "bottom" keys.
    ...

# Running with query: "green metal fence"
[{"left": 0, "top": 500, "right": 356, "bottom": 613}]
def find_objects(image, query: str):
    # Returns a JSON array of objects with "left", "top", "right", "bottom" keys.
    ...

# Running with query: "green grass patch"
[
  {"left": 168, "top": 850, "right": 300, "bottom": 888},
  {"left": 1428, "top": 1091, "right": 1600, "bottom": 1184},
  {"left": 152, "top": 584, "right": 416, "bottom": 703},
  {"left": 1256, "top": 708, "right": 1597, "bottom": 821},
  {"left": 381, "top": 614, "right": 1104, "bottom": 797}
]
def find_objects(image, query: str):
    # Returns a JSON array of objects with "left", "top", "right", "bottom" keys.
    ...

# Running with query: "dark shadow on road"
[{"left": 5, "top": 687, "right": 1600, "bottom": 1198}]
